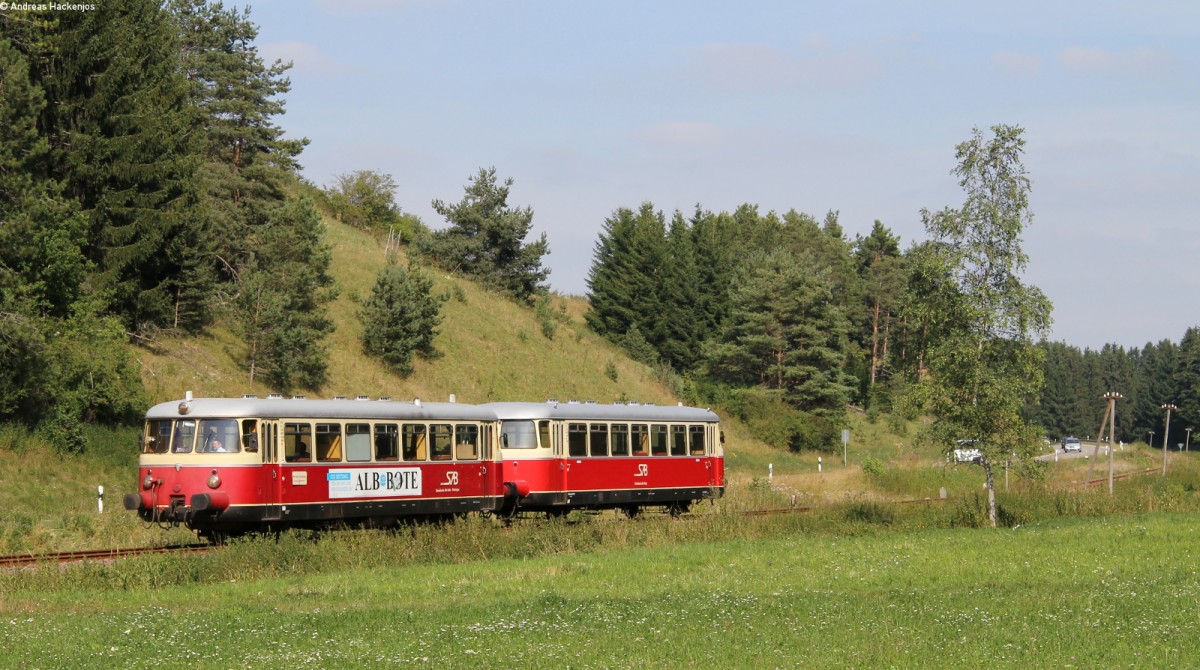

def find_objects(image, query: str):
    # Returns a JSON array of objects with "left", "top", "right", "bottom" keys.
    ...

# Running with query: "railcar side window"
[
  {"left": 431, "top": 424, "right": 453, "bottom": 460},
  {"left": 631, "top": 424, "right": 649, "bottom": 456},
  {"left": 242, "top": 420, "right": 259, "bottom": 452},
  {"left": 689, "top": 425, "right": 707, "bottom": 455},
  {"left": 568, "top": 423, "right": 587, "bottom": 457},
  {"left": 589, "top": 423, "right": 609, "bottom": 457},
  {"left": 145, "top": 420, "right": 172, "bottom": 454},
  {"left": 611, "top": 424, "right": 630, "bottom": 457},
  {"left": 671, "top": 425, "right": 687, "bottom": 456},
  {"left": 375, "top": 424, "right": 399, "bottom": 461},
  {"left": 402, "top": 424, "right": 427, "bottom": 461},
  {"left": 501, "top": 421, "right": 537, "bottom": 449},
  {"left": 455, "top": 424, "right": 479, "bottom": 460},
  {"left": 651, "top": 425, "right": 669, "bottom": 456},
  {"left": 172, "top": 420, "right": 197, "bottom": 453},
  {"left": 346, "top": 423, "right": 371, "bottom": 462},
  {"left": 538, "top": 420, "right": 551, "bottom": 450},
  {"left": 316, "top": 423, "right": 343, "bottom": 462},
  {"left": 285, "top": 423, "right": 313, "bottom": 462}
]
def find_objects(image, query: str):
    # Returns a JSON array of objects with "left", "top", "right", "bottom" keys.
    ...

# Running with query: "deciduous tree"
[{"left": 909, "top": 125, "right": 1053, "bottom": 527}]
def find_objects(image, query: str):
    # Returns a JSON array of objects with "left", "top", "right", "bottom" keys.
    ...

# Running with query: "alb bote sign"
[{"left": 327, "top": 468, "right": 422, "bottom": 498}]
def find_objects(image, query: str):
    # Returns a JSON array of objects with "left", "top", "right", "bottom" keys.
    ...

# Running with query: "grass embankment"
[
  {"left": 138, "top": 217, "right": 679, "bottom": 406},
  {"left": 3, "top": 512, "right": 1198, "bottom": 668}
]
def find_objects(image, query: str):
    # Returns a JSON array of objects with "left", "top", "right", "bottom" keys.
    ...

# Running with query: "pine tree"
[
  {"left": 231, "top": 197, "right": 336, "bottom": 390},
  {"left": 16, "top": 1, "right": 205, "bottom": 330},
  {"left": 654, "top": 212, "right": 702, "bottom": 370},
  {"left": 423, "top": 167, "right": 549, "bottom": 302},
  {"left": 360, "top": 261, "right": 445, "bottom": 376},
  {"left": 705, "top": 250, "right": 854, "bottom": 419},
  {"left": 1174, "top": 327, "right": 1200, "bottom": 444},
  {"left": 585, "top": 203, "right": 667, "bottom": 344}
]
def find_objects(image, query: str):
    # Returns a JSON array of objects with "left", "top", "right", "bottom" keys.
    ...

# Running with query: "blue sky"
[{"left": 246, "top": 0, "right": 1199, "bottom": 350}]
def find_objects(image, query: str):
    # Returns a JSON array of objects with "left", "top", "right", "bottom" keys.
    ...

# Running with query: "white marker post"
[{"left": 97, "top": 485, "right": 104, "bottom": 514}]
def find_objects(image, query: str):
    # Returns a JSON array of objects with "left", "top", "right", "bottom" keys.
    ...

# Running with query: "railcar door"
[
  {"left": 554, "top": 421, "right": 570, "bottom": 503},
  {"left": 261, "top": 421, "right": 281, "bottom": 520}
]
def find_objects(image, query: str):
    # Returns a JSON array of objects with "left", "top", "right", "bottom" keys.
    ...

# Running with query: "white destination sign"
[{"left": 327, "top": 468, "right": 422, "bottom": 499}]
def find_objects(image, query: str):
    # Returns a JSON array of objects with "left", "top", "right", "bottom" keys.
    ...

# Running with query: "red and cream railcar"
[
  {"left": 123, "top": 394, "right": 502, "bottom": 540},
  {"left": 484, "top": 400, "right": 725, "bottom": 516}
]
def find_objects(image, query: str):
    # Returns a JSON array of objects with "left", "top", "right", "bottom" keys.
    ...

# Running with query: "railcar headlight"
[
  {"left": 207, "top": 470, "right": 221, "bottom": 489},
  {"left": 142, "top": 474, "right": 154, "bottom": 490}
]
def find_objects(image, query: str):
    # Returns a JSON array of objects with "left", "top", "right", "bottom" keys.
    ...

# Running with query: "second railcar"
[{"left": 484, "top": 400, "right": 725, "bottom": 516}]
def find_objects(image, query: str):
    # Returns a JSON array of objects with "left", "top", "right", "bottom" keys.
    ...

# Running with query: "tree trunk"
[
  {"left": 869, "top": 299, "right": 881, "bottom": 386},
  {"left": 982, "top": 458, "right": 997, "bottom": 528}
]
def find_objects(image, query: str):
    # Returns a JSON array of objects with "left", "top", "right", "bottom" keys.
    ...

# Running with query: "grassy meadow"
[{"left": 3, "top": 511, "right": 1199, "bottom": 668}]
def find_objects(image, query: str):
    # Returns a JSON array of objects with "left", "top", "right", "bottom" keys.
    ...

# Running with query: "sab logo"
[
  {"left": 636, "top": 464, "right": 649, "bottom": 478},
  {"left": 441, "top": 471, "right": 459, "bottom": 486}
]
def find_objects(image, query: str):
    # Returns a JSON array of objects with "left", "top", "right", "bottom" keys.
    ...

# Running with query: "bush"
[{"left": 726, "top": 388, "right": 841, "bottom": 452}]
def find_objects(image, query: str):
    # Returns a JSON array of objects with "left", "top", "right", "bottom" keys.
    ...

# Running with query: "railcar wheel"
[
  {"left": 667, "top": 501, "right": 691, "bottom": 517},
  {"left": 621, "top": 505, "right": 641, "bottom": 519}
]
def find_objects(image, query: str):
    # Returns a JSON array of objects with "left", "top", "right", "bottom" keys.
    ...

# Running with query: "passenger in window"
[
  {"left": 294, "top": 441, "right": 310, "bottom": 462},
  {"left": 210, "top": 438, "right": 227, "bottom": 452}
]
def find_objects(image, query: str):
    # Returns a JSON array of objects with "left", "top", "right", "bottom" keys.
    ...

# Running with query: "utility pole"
[
  {"left": 1088, "top": 393, "right": 1121, "bottom": 495},
  {"left": 1161, "top": 404, "right": 1176, "bottom": 477}
]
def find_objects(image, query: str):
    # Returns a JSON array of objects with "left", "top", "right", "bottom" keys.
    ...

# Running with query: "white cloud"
[
  {"left": 1059, "top": 47, "right": 1172, "bottom": 76},
  {"left": 680, "top": 41, "right": 879, "bottom": 93}
]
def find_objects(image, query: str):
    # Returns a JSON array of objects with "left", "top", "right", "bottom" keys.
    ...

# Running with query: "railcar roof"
[
  {"left": 146, "top": 397, "right": 498, "bottom": 422},
  {"left": 482, "top": 401, "right": 719, "bottom": 423}
]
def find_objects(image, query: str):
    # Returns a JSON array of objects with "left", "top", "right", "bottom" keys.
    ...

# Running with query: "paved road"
[{"left": 1035, "top": 442, "right": 1120, "bottom": 462}]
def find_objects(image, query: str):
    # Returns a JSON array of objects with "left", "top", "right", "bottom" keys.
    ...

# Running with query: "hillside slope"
[{"left": 136, "top": 215, "right": 680, "bottom": 408}]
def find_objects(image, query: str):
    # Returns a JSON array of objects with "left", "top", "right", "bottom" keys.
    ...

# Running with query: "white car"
[
  {"left": 1062, "top": 437, "right": 1082, "bottom": 453},
  {"left": 952, "top": 440, "right": 982, "bottom": 463}
]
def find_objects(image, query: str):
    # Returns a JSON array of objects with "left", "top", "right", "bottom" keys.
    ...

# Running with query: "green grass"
[{"left": 3, "top": 513, "right": 1199, "bottom": 668}]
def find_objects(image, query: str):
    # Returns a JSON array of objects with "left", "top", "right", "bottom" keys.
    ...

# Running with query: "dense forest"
[{"left": 1, "top": 1, "right": 1196, "bottom": 457}]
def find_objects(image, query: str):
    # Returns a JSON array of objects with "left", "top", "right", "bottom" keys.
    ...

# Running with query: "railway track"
[{"left": 0, "top": 543, "right": 210, "bottom": 569}]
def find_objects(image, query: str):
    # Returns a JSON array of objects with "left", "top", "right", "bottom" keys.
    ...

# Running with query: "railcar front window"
[
  {"left": 145, "top": 420, "right": 172, "bottom": 454},
  {"left": 500, "top": 421, "right": 538, "bottom": 449},
  {"left": 199, "top": 419, "right": 240, "bottom": 453},
  {"left": 172, "top": 420, "right": 197, "bottom": 453}
]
